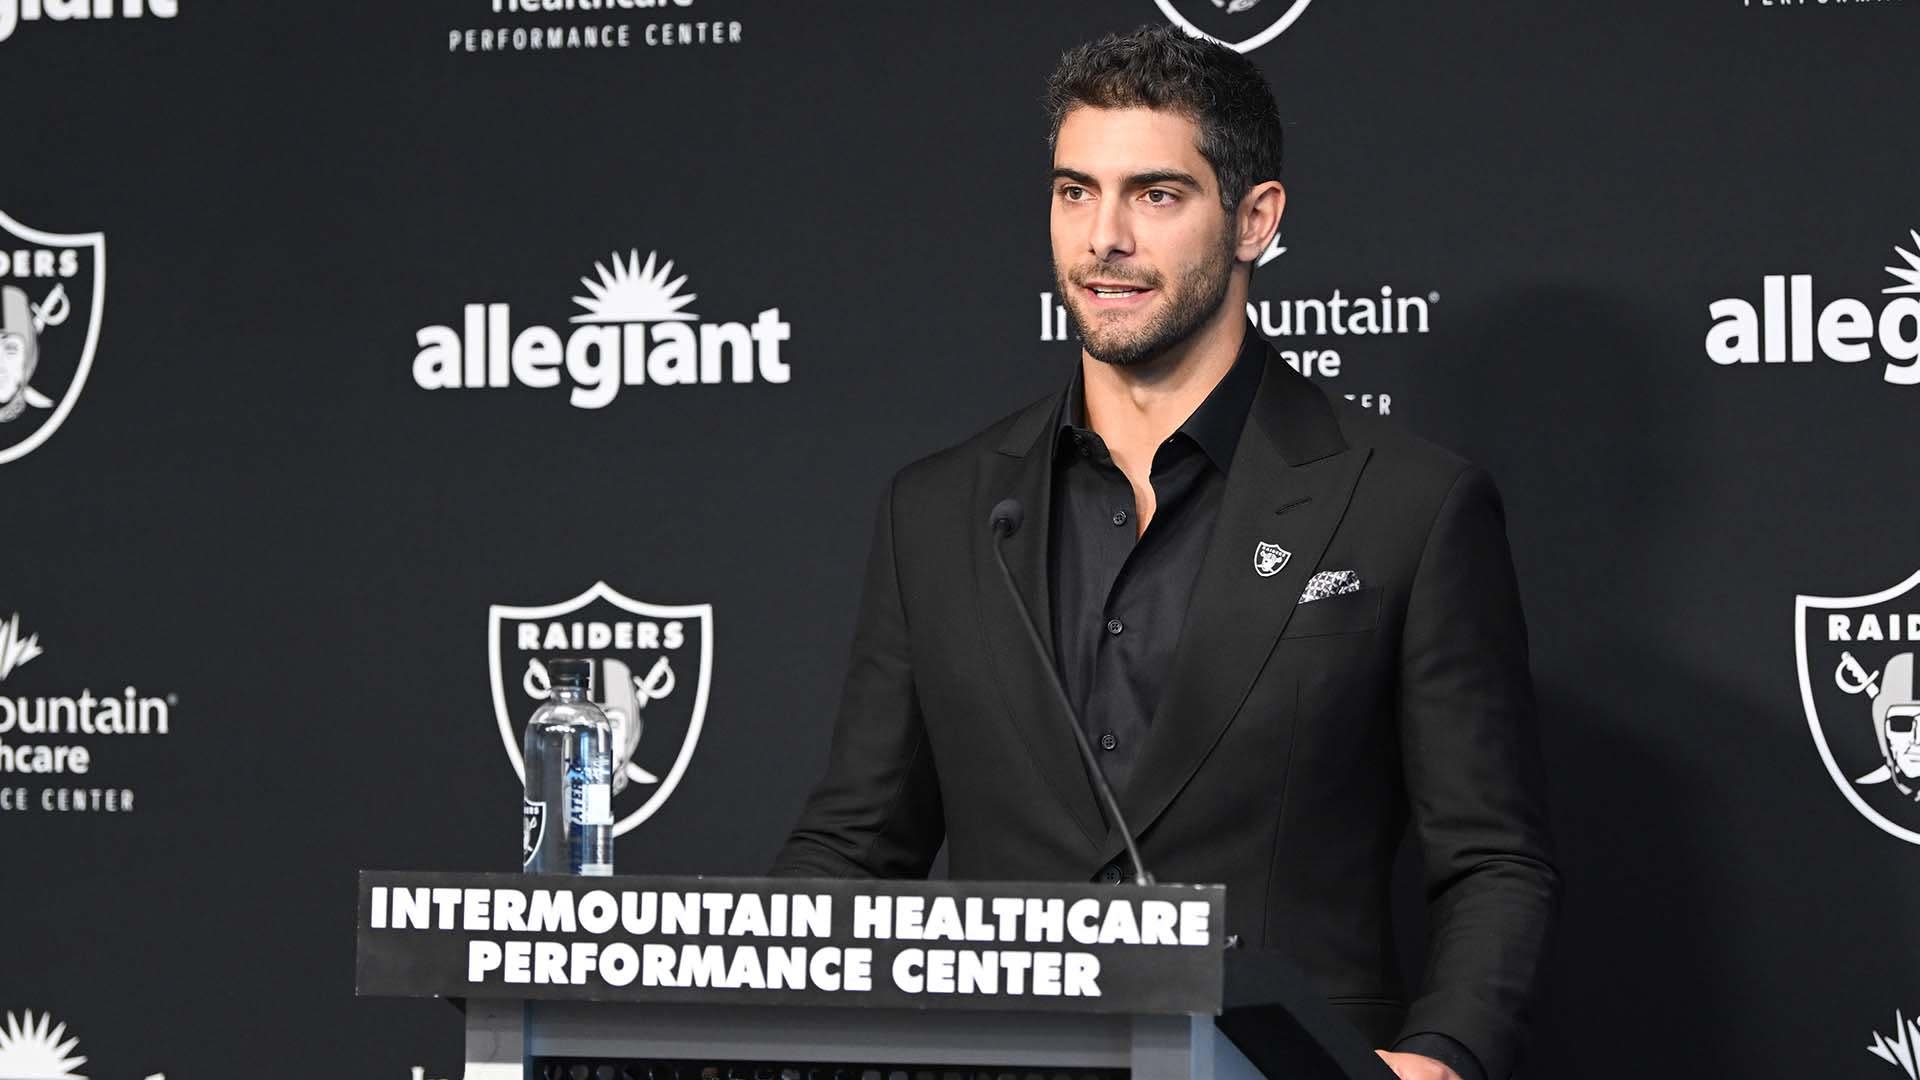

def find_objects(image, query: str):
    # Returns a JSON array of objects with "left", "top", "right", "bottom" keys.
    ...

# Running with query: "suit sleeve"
[
  {"left": 1394, "top": 465, "right": 1561, "bottom": 1080},
  {"left": 769, "top": 474, "right": 945, "bottom": 879}
]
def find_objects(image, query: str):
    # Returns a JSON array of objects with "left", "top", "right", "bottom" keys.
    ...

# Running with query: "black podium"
[{"left": 354, "top": 872, "right": 1394, "bottom": 1080}]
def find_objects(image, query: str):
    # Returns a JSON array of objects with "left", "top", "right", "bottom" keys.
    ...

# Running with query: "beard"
[{"left": 1054, "top": 228, "right": 1237, "bottom": 369}]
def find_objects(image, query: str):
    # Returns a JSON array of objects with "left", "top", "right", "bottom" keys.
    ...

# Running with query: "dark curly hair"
[{"left": 1044, "top": 24, "right": 1285, "bottom": 214}]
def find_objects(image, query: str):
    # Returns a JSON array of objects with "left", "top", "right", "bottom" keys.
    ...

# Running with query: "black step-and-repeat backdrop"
[{"left": 3, "top": 2, "right": 1917, "bottom": 1077}]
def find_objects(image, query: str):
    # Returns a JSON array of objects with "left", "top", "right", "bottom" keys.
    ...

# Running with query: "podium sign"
[{"left": 355, "top": 871, "right": 1226, "bottom": 1016}]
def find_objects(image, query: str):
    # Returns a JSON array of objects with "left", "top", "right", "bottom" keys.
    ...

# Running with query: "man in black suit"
[{"left": 773, "top": 25, "right": 1558, "bottom": 1080}]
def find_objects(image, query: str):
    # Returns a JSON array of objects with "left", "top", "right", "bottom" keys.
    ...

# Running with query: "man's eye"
[
  {"left": 1144, "top": 190, "right": 1175, "bottom": 205},
  {"left": 1059, "top": 186, "right": 1086, "bottom": 200}
]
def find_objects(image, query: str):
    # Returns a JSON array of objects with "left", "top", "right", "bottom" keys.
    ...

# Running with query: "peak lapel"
[
  {"left": 975, "top": 395, "right": 1107, "bottom": 849},
  {"left": 1102, "top": 351, "right": 1371, "bottom": 865}
]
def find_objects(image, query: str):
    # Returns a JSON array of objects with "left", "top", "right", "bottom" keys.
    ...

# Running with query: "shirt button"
[
  {"left": 1105, "top": 618, "right": 1124, "bottom": 636},
  {"left": 1100, "top": 732, "right": 1118, "bottom": 751},
  {"left": 1111, "top": 509, "right": 1128, "bottom": 526},
  {"left": 1099, "top": 864, "right": 1123, "bottom": 885}
]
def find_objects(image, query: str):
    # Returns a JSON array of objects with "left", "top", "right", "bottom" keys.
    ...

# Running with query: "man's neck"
[{"left": 1080, "top": 301, "right": 1247, "bottom": 478}]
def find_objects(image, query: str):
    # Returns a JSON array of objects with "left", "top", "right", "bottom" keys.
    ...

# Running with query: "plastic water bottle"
[{"left": 521, "top": 658, "right": 614, "bottom": 875}]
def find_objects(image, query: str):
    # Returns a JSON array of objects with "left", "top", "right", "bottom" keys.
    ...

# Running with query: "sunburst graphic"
[
  {"left": 0, "top": 1011, "right": 88, "bottom": 1079},
  {"left": 1874, "top": 1010, "right": 1920, "bottom": 1078},
  {"left": 0, "top": 613, "right": 44, "bottom": 682},
  {"left": 570, "top": 250, "right": 699, "bottom": 324},
  {"left": 1886, "top": 228, "right": 1920, "bottom": 295}
]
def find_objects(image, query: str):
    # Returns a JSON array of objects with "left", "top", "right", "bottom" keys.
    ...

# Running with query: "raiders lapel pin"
[{"left": 1254, "top": 541, "right": 1292, "bottom": 578}]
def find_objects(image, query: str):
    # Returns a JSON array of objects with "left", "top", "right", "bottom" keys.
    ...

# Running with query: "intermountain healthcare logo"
[
  {"left": 1797, "top": 569, "right": 1920, "bottom": 845},
  {"left": 1037, "top": 234, "right": 1427, "bottom": 415},
  {"left": 0, "top": 209, "right": 103, "bottom": 465},
  {"left": 490, "top": 583, "right": 711, "bottom": 837},
  {"left": 1706, "top": 227, "right": 1920, "bottom": 385},
  {"left": 0, "top": 610, "right": 174, "bottom": 815},
  {"left": 415, "top": 249, "right": 791, "bottom": 407},
  {"left": 450, "top": 0, "right": 743, "bottom": 55},
  {"left": 1154, "top": 0, "right": 1316, "bottom": 52},
  {"left": 0, "top": 1010, "right": 165, "bottom": 1079},
  {"left": 0, "top": 0, "right": 176, "bottom": 44}
]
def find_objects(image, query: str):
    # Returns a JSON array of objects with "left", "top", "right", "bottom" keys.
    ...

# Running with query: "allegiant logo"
[
  {"left": 1706, "top": 229, "right": 1920, "bottom": 386},
  {"left": 413, "top": 249, "right": 793, "bottom": 409},
  {"left": 0, "top": 0, "right": 177, "bottom": 44}
]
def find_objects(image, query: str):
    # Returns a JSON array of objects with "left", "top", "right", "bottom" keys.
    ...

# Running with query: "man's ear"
[{"left": 1234, "top": 180, "right": 1286, "bottom": 265}]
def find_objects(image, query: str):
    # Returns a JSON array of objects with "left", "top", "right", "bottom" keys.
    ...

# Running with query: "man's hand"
[{"left": 1374, "top": 1050, "right": 1463, "bottom": 1080}]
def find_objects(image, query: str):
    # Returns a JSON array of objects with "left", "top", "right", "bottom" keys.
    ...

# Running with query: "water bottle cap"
[{"left": 546, "top": 658, "right": 593, "bottom": 691}]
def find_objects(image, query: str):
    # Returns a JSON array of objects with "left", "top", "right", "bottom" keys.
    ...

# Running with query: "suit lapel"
[
  {"left": 975, "top": 393, "right": 1107, "bottom": 849},
  {"left": 1101, "top": 348, "right": 1371, "bottom": 865}
]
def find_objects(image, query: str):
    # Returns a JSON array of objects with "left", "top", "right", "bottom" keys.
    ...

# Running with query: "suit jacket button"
[{"left": 1099, "top": 864, "right": 1123, "bottom": 884}]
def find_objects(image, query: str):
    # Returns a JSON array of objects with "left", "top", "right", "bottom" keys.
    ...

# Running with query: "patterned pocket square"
[{"left": 1298, "top": 569, "right": 1362, "bottom": 604}]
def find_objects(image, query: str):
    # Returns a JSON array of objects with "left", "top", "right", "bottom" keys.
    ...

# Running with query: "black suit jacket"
[{"left": 773, "top": 343, "right": 1560, "bottom": 1080}]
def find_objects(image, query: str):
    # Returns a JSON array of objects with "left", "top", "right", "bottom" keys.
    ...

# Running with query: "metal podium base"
[{"left": 464, "top": 998, "right": 1266, "bottom": 1080}]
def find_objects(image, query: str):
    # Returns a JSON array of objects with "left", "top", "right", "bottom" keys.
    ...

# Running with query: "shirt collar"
[{"left": 1055, "top": 329, "right": 1266, "bottom": 473}]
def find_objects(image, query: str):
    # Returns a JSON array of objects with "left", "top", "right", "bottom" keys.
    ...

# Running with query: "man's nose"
[{"left": 1088, "top": 199, "right": 1134, "bottom": 262}]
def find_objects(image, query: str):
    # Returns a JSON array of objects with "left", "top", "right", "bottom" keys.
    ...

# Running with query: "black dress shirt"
[
  {"left": 1044, "top": 333, "right": 1487, "bottom": 1080},
  {"left": 1046, "top": 331, "right": 1263, "bottom": 799}
]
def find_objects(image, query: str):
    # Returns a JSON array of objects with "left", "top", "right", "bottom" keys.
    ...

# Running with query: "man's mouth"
[{"left": 1082, "top": 281, "right": 1155, "bottom": 306}]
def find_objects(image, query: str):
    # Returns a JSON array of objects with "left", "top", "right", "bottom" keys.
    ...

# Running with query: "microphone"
[
  {"left": 987, "top": 497, "right": 1154, "bottom": 886},
  {"left": 988, "top": 497, "right": 1024, "bottom": 537}
]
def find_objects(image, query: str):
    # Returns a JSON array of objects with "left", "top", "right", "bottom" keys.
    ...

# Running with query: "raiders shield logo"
[
  {"left": 521, "top": 798, "right": 547, "bottom": 866},
  {"left": 1254, "top": 540, "right": 1292, "bottom": 578},
  {"left": 1796, "top": 568, "right": 1920, "bottom": 845},
  {"left": 0, "top": 209, "right": 103, "bottom": 465},
  {"left": 490, "top": 582, "right": 712, "bottom": 837},
  {"left": 1153, "top": 0, "right": 1317, "bottom": 54}
]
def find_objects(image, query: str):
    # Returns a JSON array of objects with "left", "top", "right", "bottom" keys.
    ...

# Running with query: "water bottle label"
[
  {"left": 521, "top": 798, "right": 547, "bottom": 867},
  {"left": 565, "top": 761, "right": 613, "bottom": 827},
  {"left": 584, "top": 783, "right": 612, "bottom": 826}
]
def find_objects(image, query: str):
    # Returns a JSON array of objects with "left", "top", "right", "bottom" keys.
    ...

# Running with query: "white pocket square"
[{"left": 1298, "top": 569, "right": 1362, "bottom": 604}]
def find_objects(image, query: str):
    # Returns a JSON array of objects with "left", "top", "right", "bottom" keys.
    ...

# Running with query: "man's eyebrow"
[{"left": 1047, "top": 167, "right": 1205, "bottom": 191}]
